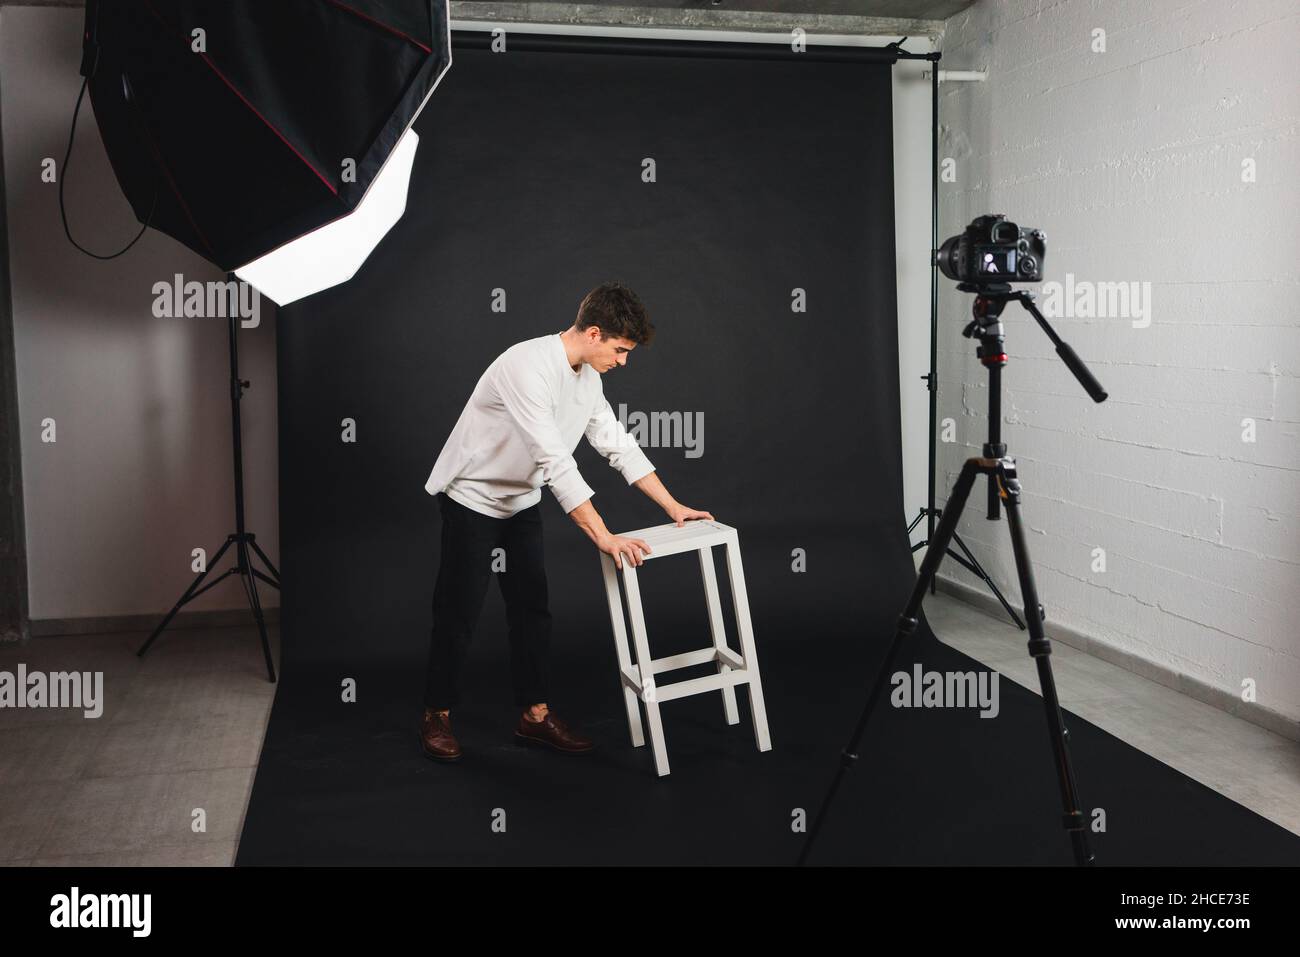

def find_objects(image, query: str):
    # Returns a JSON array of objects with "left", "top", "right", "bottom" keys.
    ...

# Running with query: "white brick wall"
[{"left": 936, "top": 0, "right": 1300, "bottom": 722}]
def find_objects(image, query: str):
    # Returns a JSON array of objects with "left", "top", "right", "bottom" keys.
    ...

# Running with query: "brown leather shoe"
[
  {"left": 514, "top": 710, "right": 595, "bottom": 753},
  {"left": 420, "top": 708, "right": 462, "bottom": 762}
]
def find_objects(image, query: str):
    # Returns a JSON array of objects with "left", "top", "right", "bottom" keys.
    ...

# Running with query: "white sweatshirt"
[{"left": 424, "top": 333, "right": 656, "bottom": 518}]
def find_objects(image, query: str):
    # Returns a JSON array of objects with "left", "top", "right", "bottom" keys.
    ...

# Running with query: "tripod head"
[
  {"left": 954, "top": 282, "right": 1108, "bottom": 520},
  {"left": 957, "top": 282, "right": 1108, "bottom": 403}
]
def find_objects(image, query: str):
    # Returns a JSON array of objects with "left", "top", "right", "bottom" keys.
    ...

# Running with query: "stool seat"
[
  {"left": 599, "top": 519, "right": 772, "bottom": 776},
  {"left": 615, "top": 519, "right": 732, "bottom": 557}
]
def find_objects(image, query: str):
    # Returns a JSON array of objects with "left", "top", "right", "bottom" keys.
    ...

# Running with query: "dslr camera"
[{"left": 936, "top": 214, "right": 1045, "bottom": 285}]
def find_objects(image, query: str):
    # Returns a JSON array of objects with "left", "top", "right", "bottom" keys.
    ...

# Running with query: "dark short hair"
[{"left": 576, "top": 281, "right": 655, "bottom": 345}]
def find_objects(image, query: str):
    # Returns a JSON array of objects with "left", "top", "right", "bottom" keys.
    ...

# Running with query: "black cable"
[{"left": 59, "top": 75, "right": 157, "bottom": 260}]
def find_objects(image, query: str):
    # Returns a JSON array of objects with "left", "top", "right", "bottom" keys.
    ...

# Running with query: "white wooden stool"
[{"left": 599, "top": 519, "right": 772, "bottom": 776}]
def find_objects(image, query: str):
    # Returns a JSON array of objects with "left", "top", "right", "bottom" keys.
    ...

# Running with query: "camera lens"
[{"left": 936, "top": 235, "right": 962, "bottom": 281}]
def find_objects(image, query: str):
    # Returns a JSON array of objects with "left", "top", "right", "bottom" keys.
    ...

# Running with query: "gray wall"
[
  {"left": 2, "top": 5, "right": 280, "bottom": 626},
  {"left": 936, "top": 0, "right": 1299, "bottom": 723}
]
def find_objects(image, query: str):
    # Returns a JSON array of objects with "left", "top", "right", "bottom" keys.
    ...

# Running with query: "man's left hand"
[{"left": 667, "top": 503, "right": 714, "bottom": 527}]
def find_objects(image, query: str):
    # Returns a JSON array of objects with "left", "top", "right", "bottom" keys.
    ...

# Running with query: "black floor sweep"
[
  {"left": 234, "top": 42, "right": 1300, "bottom": 867},
  {"left": 234, "top": 530, "right": 1300, "bottom": 866}
]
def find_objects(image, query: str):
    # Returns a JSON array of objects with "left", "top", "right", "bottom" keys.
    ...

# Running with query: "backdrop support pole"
[
  {"left": 136, "top": 275, "right": 280, "bottom": 681},
  {"left": 929, "top": 52, "right": 938, "bottom": 551},
  {"left": 905, "top": 55, "right": 1025, "bottom": 630}
]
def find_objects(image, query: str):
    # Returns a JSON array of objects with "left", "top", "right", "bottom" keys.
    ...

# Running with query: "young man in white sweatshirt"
[{"left": 419, "top": 282, "right": 713, "bottom": 761}]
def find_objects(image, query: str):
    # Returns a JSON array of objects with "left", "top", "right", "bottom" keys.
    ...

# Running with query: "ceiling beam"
[{"left": 1, "top": 0, "right": 944, "bottom": 39}]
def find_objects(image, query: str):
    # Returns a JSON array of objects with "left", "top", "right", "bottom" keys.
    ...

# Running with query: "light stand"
[{"left": 136, "top": 276, "right": 280, "bottom": 681}]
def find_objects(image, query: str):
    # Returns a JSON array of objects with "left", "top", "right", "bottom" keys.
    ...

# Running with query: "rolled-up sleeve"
[
  {"left": 585, "top": 396, "right": 655, "bottom": 485},
  {"left": 495, "top": 365, "right": 595, "bottom": 513}
]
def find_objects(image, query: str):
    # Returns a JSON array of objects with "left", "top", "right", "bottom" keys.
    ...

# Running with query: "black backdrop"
[
  {"left": 269, "top": 41, "right": 908, "bottom": 668},
  {"left": 237, "top": 39, "right": 1300, "bottom": 866}
]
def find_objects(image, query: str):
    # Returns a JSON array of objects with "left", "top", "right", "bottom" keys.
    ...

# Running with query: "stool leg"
[
  {"left": 622, "top": 565, "right": 670, "bottom": 776},
  {"left": 699, "top": 545, "right": 740, "bottom": 726},
  {"left": 724, "top": 532, "right": 771, "bottom": 753},
  {"left": 601, "top": 553, "right": 644, "bottom": 748}
]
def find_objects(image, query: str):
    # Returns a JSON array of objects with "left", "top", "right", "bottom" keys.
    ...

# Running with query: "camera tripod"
[{"left": 800, "top": 282, "right": 1108, "bottom": 866}]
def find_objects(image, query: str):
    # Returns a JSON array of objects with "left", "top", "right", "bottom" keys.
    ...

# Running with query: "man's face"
[{"left": 587, "top": 329, "right": 636, "bottom": 374}]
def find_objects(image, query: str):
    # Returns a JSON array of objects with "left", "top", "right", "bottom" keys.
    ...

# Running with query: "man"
[{"left": 420, "top": 281, "right": 712, "bottom": 761}]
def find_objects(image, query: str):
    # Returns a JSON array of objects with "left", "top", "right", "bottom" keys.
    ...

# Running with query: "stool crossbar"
[{"left": 599, "top": 520, "right": 772, "bottom": 776}]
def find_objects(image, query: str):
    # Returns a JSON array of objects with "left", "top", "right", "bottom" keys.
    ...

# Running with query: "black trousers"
[{"left": 424, "top": 492, "right": 552, "bottom": 710}]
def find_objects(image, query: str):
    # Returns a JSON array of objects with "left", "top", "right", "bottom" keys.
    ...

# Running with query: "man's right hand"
[{"left": 599, "top": 533, "right": 652, "bottom": 569}]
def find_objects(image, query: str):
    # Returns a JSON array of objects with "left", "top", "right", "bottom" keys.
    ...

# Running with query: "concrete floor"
[
  {"left": 0, "top": 624, "right": 279, "bottom": 866},
  {"left": 925, "top": 597, "right": 1300, "bottom": 836},
  {"left": 1, "top": 593, "right": 1296, "bottom": 865}
]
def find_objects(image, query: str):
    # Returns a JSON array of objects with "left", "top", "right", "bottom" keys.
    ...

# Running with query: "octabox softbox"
[{"left": 82, "top": 0, "right": 451, "bottom": 292}]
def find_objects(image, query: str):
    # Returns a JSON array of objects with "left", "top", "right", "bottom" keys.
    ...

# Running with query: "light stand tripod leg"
[
  {"left": 250, "top": 568, "right": 279, "bottom": 590},
  {"left": 237, "top": 538, "right": 277, "bottom": 683},
  {"left": 998, "top": 466, "right": 1094, "bottom": 866},
  {"left": 181, "top": 566, "right": 239, "bottom": 601},
  {"left": 905, "top": 507, "right": 927, "bottom": 536},
  {"left": 798, "top": 459, "right": 982, "bottom": 865},
  {"left": 136, "top": 534, "right": 236, "bottom": 657},
  {"left": 248, "top": 535, "right": 282, "bottom": 584},
  {"left": 948, "top": 531, "right": 1026, "bottom": 629}
]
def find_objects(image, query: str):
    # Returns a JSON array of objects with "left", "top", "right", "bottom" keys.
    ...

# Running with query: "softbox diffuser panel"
[{"left": 235, "top": 128, "right": 422, "bottom": 305}]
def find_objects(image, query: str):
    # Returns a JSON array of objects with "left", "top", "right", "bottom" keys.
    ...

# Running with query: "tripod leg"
[
  {"left": 928, "top": 508, "right": 945, "bottom": 595},
  {"left": 251, "top": 568, "right": 280, "bottom": 591},
  {"left": 999, "top": 468, "right": 1094, "bottom": 866},
  {"left": 183, "top": 566, "right": 239, "bottom": 601},
  {"left": 948, "top": 531, "right": 1026, "bottom": 630},
  {"left": 138, "top": 535, "right": 236, "bottom": 657},
  {"left": 248, "top": 536, "right": 282, "bottom": 584},
  {"left": 799, "top": 459, "right": 982, "bottom": 865},
  {"left": 238, "top": 539, "right": 277, "bottom": 683}
]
